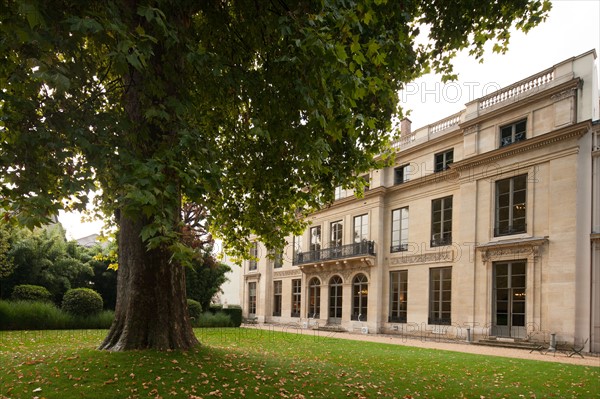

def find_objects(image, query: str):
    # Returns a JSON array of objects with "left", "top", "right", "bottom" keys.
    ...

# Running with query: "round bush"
[
  {"left": 62, "top": 288, "right": 103, "bottom": 317},
  {"left": 187, "top": 299, "right": 202, "bottom": 320},
  {"left": 11, "top": 285, "right": 52, "bottom": 303}
]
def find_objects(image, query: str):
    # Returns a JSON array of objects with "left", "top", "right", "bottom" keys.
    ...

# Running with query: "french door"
[{"left": 492, "top": 261, "right": 527, "bottom": 338}]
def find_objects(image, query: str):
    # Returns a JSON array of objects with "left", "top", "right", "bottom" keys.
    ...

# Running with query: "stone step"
[
  {"left": 314, "top": 325, "right": 347, "bottom": 332},
  {"left": 473, "top": 338, "right": 543, "bottom": 351}
]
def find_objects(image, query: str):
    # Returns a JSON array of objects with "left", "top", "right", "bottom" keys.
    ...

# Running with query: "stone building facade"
[{"left": 240, "top": 50, "right": 600, "bottom": 352}]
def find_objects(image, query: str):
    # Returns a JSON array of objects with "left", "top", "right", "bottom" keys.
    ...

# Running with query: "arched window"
[
  {"left": 329, "top": 275, "right": 343, "bottom": 324},
  {"left": 352, "top": 274, "right": 368, "bottom": 321},
  {"left": 308, "top": 278, "right": 321, "bottom": 318}
]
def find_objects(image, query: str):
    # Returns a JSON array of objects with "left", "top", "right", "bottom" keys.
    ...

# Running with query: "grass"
[
  {"left": 0, "top": 328, "right": 598, "bottom": 399},
  {"left": 0, "top": 300, "right": 114, "bottom": 330}
]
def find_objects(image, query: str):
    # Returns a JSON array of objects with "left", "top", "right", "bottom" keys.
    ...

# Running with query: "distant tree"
[
  {"left": 1, "top": 225, "right": 93, "bottom": 303},
  {"left": 0, "top": 224, "right": 13, "bottom": 280},
  {"left": 0, "top": 0, "right": 551, "bottom": 350},
  {"left": 181, "top": 203, "right": 231, "bottom": 312},
  {"left": 81, "top": 243, "right": 118, "bottom": 310},
  {"left": 186, "top": 255, "right": 231, "bottom": 313}
]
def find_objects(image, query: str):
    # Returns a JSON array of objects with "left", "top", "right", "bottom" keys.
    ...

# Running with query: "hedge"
[
  {"left": 11, "top": 284, "right": 53, "bottom": 303},
  {"left": 209, "top": 304, "right": 242, "bottom": 327}
]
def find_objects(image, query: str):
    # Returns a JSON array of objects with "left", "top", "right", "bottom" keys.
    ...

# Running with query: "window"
[
  {"left": 394, "top": 164, "right": 411, "bottom": 184},
  {"left": 352, "top": 274, "right": 368, "bottom": 321},
  {"left": 334, "top": 186, "right": 346, "bottom": 200},
  {"left": 248, "top": 282, "right": 257, "bottom": 316},
  {"left": 429, "top": 267, "right": 451, "bottom": 325},
  {"left": 293, "top": 235, "right": 302, "bottom": 263},
  {"left": 495, "top": 175, "right": 527, "bottom": 236},
  {"left": 391, "top": 207, "right": 409, "bottom": 252},
  {"left": 308, "top": 278, "right": 320, "bottom": 318},
  {"left": 500, "top": 119, "right": 526, "bottom": 147},
  {"left": 434, "top": 149, "right": 453, "bottom": 172},
  {"left": 389, "top": 270, "right": 408, "bottom": 323},
  {"left": 329, "top": 275, "right": 343, "bottom": 322},
  {"left": 271, "top": 248, "right": 283, "bottom": 268},
  {"left": 291, "top": 279, "right": 301, "bottom": 317},
  {"left": 310, "top": 226, "right": 321, "bottom": 252},
  {"left": 431, "top": 196, "right": 452, "bottom": 247},
  {"left": 353, "top": 214, "right": 369, "bottom": 243},
  {"left": 330, "top": 220, "right": 343, "bottom": 247},
  {"left": 273, "top": 281, "right": 282, "bottom": 317},
  {"left": 249, "top": 242, "right": 258, "bottom": 271}
]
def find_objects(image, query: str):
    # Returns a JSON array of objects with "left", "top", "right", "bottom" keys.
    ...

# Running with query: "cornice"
[
  {"left": 451, "top": 120, "right": 592, "bottom": 172},
  {"left": 393, "top": 128, "right": 463, "bottom": 160}
]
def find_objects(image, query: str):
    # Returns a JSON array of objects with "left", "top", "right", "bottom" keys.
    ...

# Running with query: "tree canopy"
[
  {"left": 0, "top": 0, "right": 551, "bottom": 256},
  {"left": 0, "top": 0, "right": 551, "bottom": 350}
]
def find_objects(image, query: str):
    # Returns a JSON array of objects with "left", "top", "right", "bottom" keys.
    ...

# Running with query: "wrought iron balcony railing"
[
  {"left": 293, "top": 241, "right": 376, "bottom": 266},
  {"left": 430, "top": 232, "right": 452, "bottom": 247},
  {"left": 494, "top": 223, "right": 527, "bottom": 237}
]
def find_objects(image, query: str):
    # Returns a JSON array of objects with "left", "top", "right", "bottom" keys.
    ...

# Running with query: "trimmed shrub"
[
  {"left": 11, "top": 285, "right": 53, "bottom": 303},
  {"left": 62, "top": 288, "right": 103, "bottom": 317},
  {"left": 187, "top": 299, "right": 202, "bottom": 320},
  {"left": 209, "top": 304, "right": 242, "bottom": 327},
  {"left": 196, "top": 311, "right": 234, "bottom": 328}
]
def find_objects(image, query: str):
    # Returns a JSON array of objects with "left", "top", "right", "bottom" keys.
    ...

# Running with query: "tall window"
[
  {"left": 248, "top": 282, "right": 257, "bottom": 316},
  {"left": 329, "top": 275, "right": 343, "bottom": 322},
  {"left": 389, "top": 270, "right": 408, "bottom": 323},
  {"left": 431, "top": 196, "right": 452, "bottom": 246},
  {"left": 495, "top": 174, "right": 527, "bottom": 236},
  {"left": 334, "top": 186, "right": 346, "bottom": 200},
  {"left": 308, "top": 278, "right": 320, "bottom": 318},
  {"left": 500, "top": 119, "right": 526, "bottom": 147},
  {"left": 394, "top": 164, "right": 411, "bottom": 184},
  {"left": 434, "top": 149, "right": 453, "bottom": 172},
  {"left": 330, "top": 220, "right": 343, "bottom": 247},
  {"left": 353, "top": 214, "right": 369, "bottom": 243},
  {"left": 310, "top": 226, "right": 321, "bottom": 252},
  {"left": 249, "top": 242, "right": 258, "bottom": 271},
  {"left": 291, "top": 279, "right": 301, "bottom": 317},
  {"left": 352, "top": 274, "right": 368, "bottom": 321},
  {"left": 271, "top": 248, "right": 283, "bottom": 268},
  {"left": 391, "top": 207, "right": 409, "bottom": 252},
  {"left": 429, "top": 267, "right": 451, "bottom": 325},
  {"left": 273, "top": 281, "right": 282, "bottom": 317},
  {"left": 293, "top": 235, "right": 302, "bottom": 262}
]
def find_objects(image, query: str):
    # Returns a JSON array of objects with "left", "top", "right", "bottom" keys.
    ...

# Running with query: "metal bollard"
[{"left": 550, "top": 333, "right": 556, "bottom": 351}]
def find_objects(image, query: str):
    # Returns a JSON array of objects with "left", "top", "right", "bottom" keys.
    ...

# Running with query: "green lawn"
[{"left": 0, "top": 328, "right": 598, "bottom": 398}]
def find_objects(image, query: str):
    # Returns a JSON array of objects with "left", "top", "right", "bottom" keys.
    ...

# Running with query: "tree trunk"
[{"left": 99, "top": 212, "right": 199, "bottom": 351}]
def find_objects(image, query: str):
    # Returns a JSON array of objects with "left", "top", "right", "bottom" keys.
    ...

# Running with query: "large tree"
[{"left": 0, "top": 0, "right": 550, "bottom": 350}]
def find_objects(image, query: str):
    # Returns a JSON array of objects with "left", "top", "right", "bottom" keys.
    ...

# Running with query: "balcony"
[
  {"left": 430, "top": 233, "right": 452, "bottom": 247},
  {"left": 495, "top": 223, "right": 527, "bottom": 237},
  {"left": 293, "top": 241, "right": 376, "bottom": 266}
]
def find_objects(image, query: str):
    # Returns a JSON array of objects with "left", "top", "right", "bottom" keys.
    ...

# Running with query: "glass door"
[{"left": 492, "top": 261, "right": 526, "bottom": 338}]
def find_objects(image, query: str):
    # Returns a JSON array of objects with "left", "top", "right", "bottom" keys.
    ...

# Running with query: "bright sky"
[
  {"left": 59, "top": 0, "right": 600, "bottom": 240},
  {"left": 403, "top": 0, "right": 600, "bottom": 129}
]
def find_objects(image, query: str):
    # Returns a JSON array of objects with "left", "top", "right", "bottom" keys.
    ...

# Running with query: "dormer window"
[{"left": 500, "top": 119, "right": 526, "bottom": 147}]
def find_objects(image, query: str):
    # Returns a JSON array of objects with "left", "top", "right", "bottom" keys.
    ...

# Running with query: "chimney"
[{"left": 400, "top": 118, "right": 412, "bottom": 138}]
